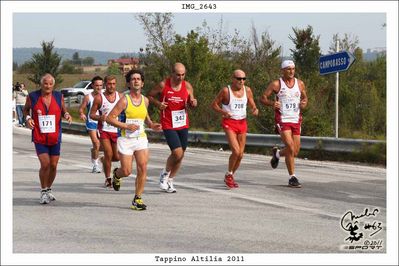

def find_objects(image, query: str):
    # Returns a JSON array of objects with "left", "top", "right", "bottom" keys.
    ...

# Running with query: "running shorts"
[
  {"left": 221, "top": 118, "right": 247, "bottom": 134},
  {"left": 163, "top": 128, "right": 189, "bottom": 151},
  {"left": 117, "top": 136, "right": 148, "bottom": 155}
]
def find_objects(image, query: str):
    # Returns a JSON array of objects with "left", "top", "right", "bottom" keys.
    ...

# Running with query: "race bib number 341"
[{"left": 38, "top": 115, "right": 56, "bottom": 133}]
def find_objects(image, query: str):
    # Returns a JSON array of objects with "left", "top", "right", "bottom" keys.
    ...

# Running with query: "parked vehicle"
[{"left": 60, "top": 80, "right": 92, "bottom": 103}]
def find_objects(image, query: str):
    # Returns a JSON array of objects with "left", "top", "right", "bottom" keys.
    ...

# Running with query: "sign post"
[{"left": 319, "top": 48, "right": 356, "bottom": 138}]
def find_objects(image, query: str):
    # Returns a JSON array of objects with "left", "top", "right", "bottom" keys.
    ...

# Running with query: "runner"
[
  {"left": 211, "top": 69, "right": 259, "bottom": 189},
  {"left": 78, "top": 76, "right": 104, "bottom": 173},
  {"left": 147, "top": 62, "right": 197, "bottom": 193},
  {"left": 260, "top": 60, "right": 308, "bottom": 188},
  {"left": 106, "top": 69, "right": 161, "bottom": 210},
  {"left": 89, "top": 75, "right": 122, "bottom": 188},
  {"left": 23, "top": 73, "right": 72, "bottom": 204}
]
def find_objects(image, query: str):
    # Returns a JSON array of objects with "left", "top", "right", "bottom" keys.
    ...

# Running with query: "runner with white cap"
[{"left": 260, "top": 59, "right": 308, "bottom": 188}]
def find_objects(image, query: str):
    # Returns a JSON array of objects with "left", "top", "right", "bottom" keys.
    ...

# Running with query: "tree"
[
  {"left": 13, "top": 61, "right": 18, "bottom": 71},
  {"left": 60, "top": 61, "right": 83, "bottom": 74},
  {"left": 72, "top": 52, "right": 82, "bottom": 65},
  {"left": 82, "top": 56, "right": 95, "bottom": 66},
  {"left": 136, "top": 13, "right": 175, "bottom": 53},
  {"left": 107, "top": 62, "right": 120, "bottom": 75},
  {"left": 289, "top": 25, "right": 321, "bottom": 79},
  {"left": 17, "top": 61, "right": 34, "bottom": 74},
  {"left": 329, "top": 33, "right": 359, "bottom": 54},
  {"left": 27, "top": 41, "right": 63, "bottom": 85},
  {"left": 289, "top": 26, "right": 334, "bottom": 136}
]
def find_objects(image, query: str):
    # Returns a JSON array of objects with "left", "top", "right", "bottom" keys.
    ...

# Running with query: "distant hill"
[
  {"left": 14, "top": 47, "right": 385, "bottom": 66},
  {"left": 13, "top": 47, "right": 139, "bottom": 65}
]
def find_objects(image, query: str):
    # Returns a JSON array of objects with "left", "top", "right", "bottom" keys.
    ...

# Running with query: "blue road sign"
[{"left": 319, "top": 51, "right": 356, "bottom": 75}]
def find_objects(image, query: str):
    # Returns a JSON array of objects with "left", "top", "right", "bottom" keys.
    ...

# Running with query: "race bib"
[
  {"left": 282, "top": 99, "right": 299, "bottom": 114},
  {"left": 125, "top": 118, "right": 144, "bottom": 138},
  {"left": 38, "top": 115, "right": 56, "bottom": 133},
  {"left": 171, "top": 110, "right": 186, "bottom": 128}
]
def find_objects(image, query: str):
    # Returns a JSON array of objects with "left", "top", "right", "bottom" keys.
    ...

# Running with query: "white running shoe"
[
  {"left": 39, "top": 191, "right": 50, "bottom": 204},
  {"left": 46, "top": 189, "right": 56, "bottom": 201},
  {"left": 159, "top": 171, "right": 169, "bottom": 190},
  {"left": 92, "top": 164, "right": 101, "bottom": 173},
  {"left": 166, "top": 180, "right": 177, "bottom": 193}
]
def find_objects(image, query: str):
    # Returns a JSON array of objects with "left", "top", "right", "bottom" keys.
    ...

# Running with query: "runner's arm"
[
  {"left": 211, "top": 87, "right": 231, "bottom": 118},
  {"left": 61, "top": 95, "right": 72, "bottom": 124},
  {"left": 89, "top": 94, "right": 104, "bottom": 122},
  {"left": 105, "top": 97, "right": 130, "bottom": 130},
  {"left": 260, "top": 80, "right": 280, "bottom": 110},
  {"left": 78, "top": 95, "right": 90, "bottom": 121},
  {"left": 186, "top": 81, "right": 197, "bottom": 108},
  {"left": 147, "top": 81, "right": 167, "bottom": 110}
]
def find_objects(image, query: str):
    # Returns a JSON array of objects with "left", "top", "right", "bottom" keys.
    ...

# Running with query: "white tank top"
[
  {"left": 99, "top": 92, "right": 120, "bottom": 133},
  {"left": 277, "top": 78, "right": 301, "bottom": 123},
  {"left": 222, "top": 85, "right": 247, "bottom": 120},
  {"left": 87, "top": 93, "right": 98, "bottom": 124}
]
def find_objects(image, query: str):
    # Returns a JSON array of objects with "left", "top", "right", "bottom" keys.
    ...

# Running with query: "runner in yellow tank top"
[
  {"left": 106, "top": 69, "right": 162, "bottom": 210},
  {"left": 121, "top": 94, "right": 148, "bottom": 139}
]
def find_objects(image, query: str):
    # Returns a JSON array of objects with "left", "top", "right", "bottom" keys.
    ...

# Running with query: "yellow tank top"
[{"left": 121, "top": 94, "right": 147, "bottom": 138}]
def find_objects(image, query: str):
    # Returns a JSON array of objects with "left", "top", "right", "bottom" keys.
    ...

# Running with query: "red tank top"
[
  {"left": 160, "top": 78, "right": 189, "bottom": 130},
  {"left": 29, "top": 90, "right": 62, "bottom": 145}
]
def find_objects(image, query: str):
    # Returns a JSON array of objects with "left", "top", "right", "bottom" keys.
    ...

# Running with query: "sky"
[{"left": 13, "top": 12, "right": 386, "bottom": 56}]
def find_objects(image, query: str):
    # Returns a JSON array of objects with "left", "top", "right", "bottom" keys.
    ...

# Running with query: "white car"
[{"left": 60, "top": 80, "right": 92, "bottom": 103}]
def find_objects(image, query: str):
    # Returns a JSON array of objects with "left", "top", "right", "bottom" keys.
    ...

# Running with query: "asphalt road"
[{"left": 10, "top": 126, "right": 388, "bottom": 263}]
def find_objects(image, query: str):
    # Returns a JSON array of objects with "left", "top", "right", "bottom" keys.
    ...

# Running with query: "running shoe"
[
  {"left": 288, "top": 176, "right": 302, "bottom": 188},
  {"left": 104, "top": 178, "right": 112, "bottom": 189},
  {"left": 166, "top": 180, "right": 177, "bottom": 193},
  {"left": 270, "top": 146, "right": 280, "bottom": 169},
  {"left": 130, "top": 196, "right": 147, "bottom": 210},
  {"left": 159, "top": 171, "right": 169, "bottom": 190},
  {"left": 112, "top": 168, "right": 121, "bottom": 191},
  {"left": 39, "top": 191, "right": 50, "bottom": 204},
  {"left": 46, "top": 188, "right": 56, "bottom": 201},
  {"left": 224, "top": 174, "right": 236, "bottom": 189},
  {"left": 92, "top": 164, "right": 101, "bottom": 173}
]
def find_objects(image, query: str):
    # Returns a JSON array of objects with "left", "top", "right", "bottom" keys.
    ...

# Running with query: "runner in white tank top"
[
  {"left": 99, "top": 92, "right": 120, "bottom": 133},
  {"left": 260, "top": 60, "right": 308, "bottom": 188},
  {"left": 212, "top": 69, "right": 259, "bottom": 189},
  {"left": 276, "top": 77, "right": 301, "bottom": 123},
  {"left": 222, "top": 85, "right": 248, "bottom": 120},
  {"left": 89, "top": 75, "right": 121, "bottom": 189}
]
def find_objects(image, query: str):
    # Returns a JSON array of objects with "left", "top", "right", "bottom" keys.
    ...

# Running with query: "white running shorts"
[{"left": 117, "top": 136, "right": 148, "bottom": 156}]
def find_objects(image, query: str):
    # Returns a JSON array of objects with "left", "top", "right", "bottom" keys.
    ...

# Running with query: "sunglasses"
[{"left": 235, "top": 77, "right": 246, "bottom": 81}]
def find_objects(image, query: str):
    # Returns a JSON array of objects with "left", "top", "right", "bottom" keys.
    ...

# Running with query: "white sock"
[
  {"left": 276, "top": 150, "right": 280, "bottom": 159},
  {"left": 226, "top": 171, "right": 233, "bottom": 175},
  {"left": 92, "top": 158, "right": 99, "bottom": 165},
  {"left": 290, "top": 174, "right": 296, "bottom": 178},
  {"left": 162, "top": 169, "right": 171, "bottom": 178}
]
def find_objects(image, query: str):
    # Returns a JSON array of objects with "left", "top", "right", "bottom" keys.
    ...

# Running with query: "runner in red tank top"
[
  {"left": 148, "top": 62, "right": 197, "bottom": 193},
  {"left": 23, "top": 73, "right": 72, "bottom": 204}
]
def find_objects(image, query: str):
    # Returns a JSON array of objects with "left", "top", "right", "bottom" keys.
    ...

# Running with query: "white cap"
[{"left": 281, "top": 60, "right": 295, "bottom": 69}]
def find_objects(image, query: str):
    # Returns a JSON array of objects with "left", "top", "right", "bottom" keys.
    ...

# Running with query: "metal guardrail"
[{"left": 61, "top": 121, "right": 385, "bottom": 153}]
